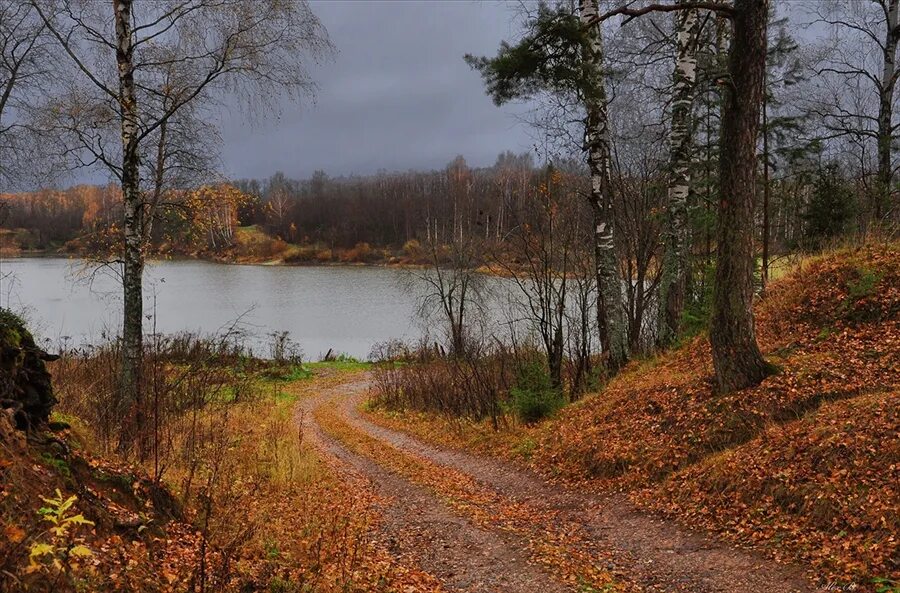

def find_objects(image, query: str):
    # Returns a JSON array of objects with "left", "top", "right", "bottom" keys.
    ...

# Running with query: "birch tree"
[
  {"left": 33, "top": 0, "right": 331, "bottom": 456},
  {"left": 658, "top": 2, "right": 702, "bottom": 347},
  {"left": 465, "top": 1, "right": 630, "bottom": 372},
  {"left": 578, "top": 0, "right": 629, "bottom": 371}
]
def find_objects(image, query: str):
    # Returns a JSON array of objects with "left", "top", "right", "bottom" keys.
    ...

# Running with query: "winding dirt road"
[{"left": 295, "top": 374, "right": 820, "bottom": 593}]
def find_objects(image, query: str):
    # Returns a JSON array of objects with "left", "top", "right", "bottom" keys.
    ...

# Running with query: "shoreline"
[{"left": 0, "top": 248, "right": 512, "bottom": 276}]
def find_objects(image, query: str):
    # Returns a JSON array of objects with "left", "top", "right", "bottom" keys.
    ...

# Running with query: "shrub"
[
  {"left": 370, "top": 343, "right": 513, "bottom": 425},
  {"left": 339, "top": 242, "right": 376, "bottom": 263},
  {"left": 402, "top": 239, "right": 422, "bottom": 259},
  {"left": 314, "top": 248, "right": 332, "bottom": 262},
  {"left": 281, "top": 245, "right": 318, "bottom": 263},
  {"left": 507, "top": 362, "right": 564, "bottom": 424}
]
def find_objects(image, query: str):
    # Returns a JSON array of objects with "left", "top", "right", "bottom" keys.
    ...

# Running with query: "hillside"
[{"left": 368, "top": 242, "right": 900, "bottom": 589}]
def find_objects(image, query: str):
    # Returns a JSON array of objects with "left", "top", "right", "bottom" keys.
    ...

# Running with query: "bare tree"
[
  {"left": 807, "top": 0, "right": 900, "bottom": 221},
  {"left": 0, "top": 1, "right": 53, "bottom": 187},
  {"left": 499, "top": 165, "right": 585, "bottom": 389},
  {"left": 412, "top": 233, "right": 487, "bottom": 358},
  {"left": 33, "top": 0, "right": 332, "bottom": 456}
]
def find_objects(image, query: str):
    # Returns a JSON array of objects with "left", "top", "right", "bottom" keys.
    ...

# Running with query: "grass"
[
  {"left": 306, "top": 359, "right": 371, "bottom": 372},
  {"left": 9, "top": 351, "right": 438, "bottom": 593}
]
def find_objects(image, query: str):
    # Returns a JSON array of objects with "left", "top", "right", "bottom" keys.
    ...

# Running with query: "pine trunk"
[
  {"left": 113, "top": 0, "right": 146, "bottom": 458},
  {"left": 710, "top": 0, "right": 772, "bottom": 394},
  {"left": 658, "top": 4, "right": 700, "bottom": 348},
  {"left": 579, "top": 0, "right": 628, "bottom": 372}
]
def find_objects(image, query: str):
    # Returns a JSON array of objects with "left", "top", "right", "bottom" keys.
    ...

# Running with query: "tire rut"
[
  {"left": 296, "top": 384, "right": 573, "bottom": 593},
  {"left": 335, "top": 375, "right": 820, "bottom": 593}
]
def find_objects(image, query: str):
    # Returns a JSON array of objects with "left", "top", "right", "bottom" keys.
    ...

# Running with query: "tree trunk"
[
  {"left": 579, "top": 0, "right": 628, "bottom": 372},
  {"left": 658, "top": 3, "right": 700, "bottom": 347},
  {"left": 877, "top": 0, "right": 899, "bottom": 221},
  {"left": 113, "top": 0, "right": 146, "bottom": 458},
  {"left": 710, "top": 0, "right": 772, "bottom": 394},
  {"left": 761, "top": 93, "right": 770, "bottom": 287}
]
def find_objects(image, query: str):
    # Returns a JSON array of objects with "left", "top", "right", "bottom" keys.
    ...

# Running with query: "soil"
[{"left": 296, "top": 374, "right": 821, "bottom": 593}]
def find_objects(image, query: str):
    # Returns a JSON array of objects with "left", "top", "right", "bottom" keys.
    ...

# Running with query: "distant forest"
[{"left": 0, "top": 149, "right": 865, "bottom": 262}]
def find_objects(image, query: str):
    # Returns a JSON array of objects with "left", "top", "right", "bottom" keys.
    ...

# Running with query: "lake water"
[{"left": 0, "top": 257, "right": 452, "bottom": 359}]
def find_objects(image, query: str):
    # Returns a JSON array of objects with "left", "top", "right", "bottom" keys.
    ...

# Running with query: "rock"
[{"left": 0, "top": 309, "right": 57, "bottom": 431}]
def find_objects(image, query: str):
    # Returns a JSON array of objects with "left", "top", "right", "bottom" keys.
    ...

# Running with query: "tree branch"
[{"left": 593, "top": 2, "right": 734, "bottom": 26}]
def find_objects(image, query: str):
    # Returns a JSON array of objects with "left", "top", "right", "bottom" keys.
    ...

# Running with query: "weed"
[
  {"left": 847, "top": 266, "right": 882, "bottom": 301},
  {"left": 40, "top": 453, "right": 71, "bottom": 479},
  {"left": 874, "top": 577, "right": 900, "bottom": 593},
  {"left": 27, "top": 490, "right": 94, "bottom": 576}
]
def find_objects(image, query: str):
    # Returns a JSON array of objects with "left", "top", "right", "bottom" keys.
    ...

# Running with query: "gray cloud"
[{"left": 217, "top": 0, "right": 535, "bottom": 180}]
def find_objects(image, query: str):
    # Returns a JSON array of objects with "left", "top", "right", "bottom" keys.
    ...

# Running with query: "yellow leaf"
[
  {"left": 29, "top": 542, "right": 55, "bottom": 560},
  {"left": 69, "top": 545, "right": 93, "bottom": 558}
]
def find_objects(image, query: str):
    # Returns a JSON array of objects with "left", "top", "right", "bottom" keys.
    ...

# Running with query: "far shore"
[{"left": 0, "top": 248, "right": 513, "bottom": 277}]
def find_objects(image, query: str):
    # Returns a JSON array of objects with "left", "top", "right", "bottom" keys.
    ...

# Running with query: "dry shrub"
[
  {"left": 234, "top": 227, "right": 290, "bottom": 259},
  {"left": 402, "top": 239, "right": 422, "bottom": 259},
  {"left": 315, "top": 248, "right": 333, "bottom": 262},
  {"left": 371, "top": 341, "right": 563, "bottom": 426},
  {"left": 339, "top": 242, "right": 376, "bottom": 263},
  {"left": 282, "top": 244, "right": 319, "bottom": 263},
  {"left": 51, "top": 333, "right": 253, "bottom": 477}
]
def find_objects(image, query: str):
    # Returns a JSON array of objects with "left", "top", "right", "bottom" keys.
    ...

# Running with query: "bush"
[
  {"left": 281, "top": 245, "right": 318, "bottom": 263},
  {"left": 402, "top": 239, "right": 422, "bottom": 259},
  {"left": 507, "top": 362, "right": 564, "bottom": 424},
  {"left": 370, "top": 343, "right": 513, "bottom": 425},
  {"left": 314, "top": 248, "right": 332, "bottom": 262}
]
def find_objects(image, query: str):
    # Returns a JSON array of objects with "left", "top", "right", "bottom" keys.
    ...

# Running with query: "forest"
[{"left": 0, "top": 1, "right": 898, "bottom": 593}]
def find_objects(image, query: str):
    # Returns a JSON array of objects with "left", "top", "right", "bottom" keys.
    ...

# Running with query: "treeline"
[
  {"left": 0, "top": 184, "right": 247, "bottom": 255},
  {"left": 0, "top": 151, "right": 868, "bottom": 262}
]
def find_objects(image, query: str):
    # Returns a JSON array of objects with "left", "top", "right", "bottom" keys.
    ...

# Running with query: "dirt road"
[{"left": 295, "top": 374, "right": 818, "bottom": 593}]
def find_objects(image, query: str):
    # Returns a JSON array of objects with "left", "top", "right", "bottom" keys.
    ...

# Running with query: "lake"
[{"left": 0, "top": 257, "right": 450, "bottom": 360}]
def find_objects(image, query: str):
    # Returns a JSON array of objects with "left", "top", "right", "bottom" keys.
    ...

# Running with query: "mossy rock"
[{"left": 0, "top": 309, "right": 58, "bottom": 431}]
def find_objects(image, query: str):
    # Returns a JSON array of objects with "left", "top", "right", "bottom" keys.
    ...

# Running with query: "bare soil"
[{"left": 297, "top": 375, "right": 821, "bottom": 593}]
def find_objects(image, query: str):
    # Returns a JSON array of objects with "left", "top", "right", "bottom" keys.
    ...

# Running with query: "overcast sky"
[{"left": 216, "top": 0, "right": 535, "bottom": 182}]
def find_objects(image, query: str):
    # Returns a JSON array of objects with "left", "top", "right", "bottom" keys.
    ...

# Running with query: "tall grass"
[{"left": 47, "top": 332, "right": 387, "bottom": 592}]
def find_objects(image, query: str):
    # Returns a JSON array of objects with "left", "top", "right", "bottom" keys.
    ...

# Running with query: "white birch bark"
[
  {"left": 658, "top": 3, "right": 701, "bottom": 347},
  {"left": 113, "top": 0, "right": 146, "bottom": 457},
  {"left": 579, "top": 0, "right": 628, "bottom": 371}
]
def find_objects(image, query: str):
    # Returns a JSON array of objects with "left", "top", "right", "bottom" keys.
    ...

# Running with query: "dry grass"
[{"left": 2, "top": 340, "right": 439, "bottom": 593}]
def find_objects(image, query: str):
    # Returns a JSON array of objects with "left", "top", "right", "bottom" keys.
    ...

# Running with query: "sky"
[{"left": 216, "top": 0, "right": 536, "bottom": 182}]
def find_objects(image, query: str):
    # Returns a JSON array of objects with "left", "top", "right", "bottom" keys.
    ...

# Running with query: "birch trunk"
[
  {"left": 658, "top": 3, "right": 700, "bottom": 347},
  {"left": 710, "top": 0, "right": 772, "bottom": 393},
  {"left": 113, "top": 0, "right": 146, "bottom": 457},
  {"left": 579, "top": 0, "right": 628, "bottom": 372},
  {"left": 877, "top": 0, "right": 899, "bottom": 220}
]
